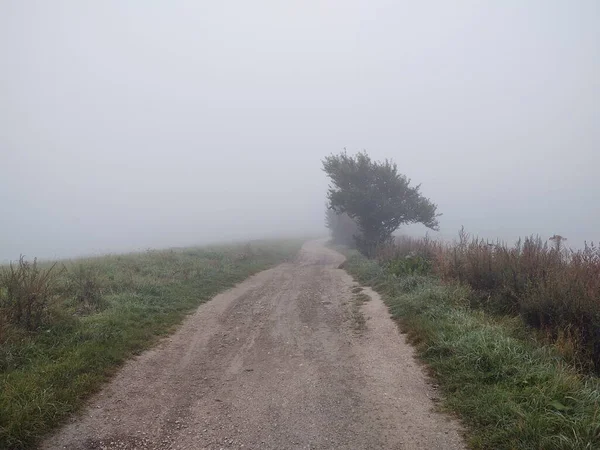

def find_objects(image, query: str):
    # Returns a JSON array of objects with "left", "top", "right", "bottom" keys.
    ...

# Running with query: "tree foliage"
[{"left": 323, "top": 151, "right": 440, "bottom": 255}]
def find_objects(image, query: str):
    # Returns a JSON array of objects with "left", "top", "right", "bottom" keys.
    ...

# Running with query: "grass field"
[
  {"left": 0, "top": 239, "right": 302, "bottom": 449},
  {"left": 340, "top": 248, "right": 600, "bottom": 450}
]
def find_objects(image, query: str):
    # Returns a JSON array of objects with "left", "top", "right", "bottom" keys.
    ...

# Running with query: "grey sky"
[{"left": 1, "top": 1, "right": 599, "bottom": 261}]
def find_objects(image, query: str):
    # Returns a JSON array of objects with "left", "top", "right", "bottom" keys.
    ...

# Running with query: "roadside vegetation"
[
  {"left": 0, "top": 240, "right": 302, "bottom": 449},
  {"left": 341, "top": 247, "right": 600, "bottom": 449},
  {"left": 377, "top": 232, "right": 600, "bottom": 375},
  {"left": 324, "top": 151, "right": 600, "bottom": 448}
]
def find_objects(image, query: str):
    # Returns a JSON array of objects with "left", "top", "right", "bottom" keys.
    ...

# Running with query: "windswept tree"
[{"left": 323, "top": 151, "right": 440, "bottom": 255}]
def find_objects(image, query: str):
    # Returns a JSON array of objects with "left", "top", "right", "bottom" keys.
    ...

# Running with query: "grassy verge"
[
  {"left": 378, "top": 233, "right": 600, "bottom": 374},
  {"left": 340, "top": 248, "right": 600, "bottom": 450},
  {"left": 0, "top": 239, "right": 302, "bottom": 449}
]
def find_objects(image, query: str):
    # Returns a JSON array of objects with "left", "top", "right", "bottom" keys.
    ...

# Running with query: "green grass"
[
  {"left": 0, "top": 239, "right": 302, "bottom": 449},
  {"left": 340, "top": 248, "right": 600, "bottom": 450}
]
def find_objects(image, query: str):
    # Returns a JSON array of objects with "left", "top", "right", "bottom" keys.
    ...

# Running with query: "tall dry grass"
[
  {"left": 0, "top": 257, "right": 61, "bottom": 331},
  {"left": 376, "top": 230, "right": 600, "bottom": 373}
]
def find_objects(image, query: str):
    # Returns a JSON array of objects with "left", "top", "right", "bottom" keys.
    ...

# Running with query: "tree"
[
  {"left": 325, "top": 207, "right": 360, "bottom": 246},
  {"left": 322, "top": 151, "right": 440, "bottom": 255}
]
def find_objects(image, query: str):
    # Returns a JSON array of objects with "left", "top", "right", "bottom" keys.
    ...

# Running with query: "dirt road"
[{"left": 42, "top": 240, "right": 464, "bottom": 450}]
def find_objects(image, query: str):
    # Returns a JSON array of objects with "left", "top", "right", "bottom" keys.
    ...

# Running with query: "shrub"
[{"left": 0, "top": 257, "right": 60, "bottom": 330}]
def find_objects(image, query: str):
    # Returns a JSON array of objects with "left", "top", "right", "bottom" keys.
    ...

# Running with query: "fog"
[{"left": 1, "top": 1, "right": 598, "bottom": 262}]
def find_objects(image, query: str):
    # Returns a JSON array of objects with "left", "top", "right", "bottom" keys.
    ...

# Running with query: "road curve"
[{"left": 42, "top": 240, "right": 464, "bottom": 450}]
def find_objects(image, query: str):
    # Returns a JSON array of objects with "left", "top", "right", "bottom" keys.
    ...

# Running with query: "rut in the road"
[{"left": 42, "top": 240, "right": 464, "bottom": 450}]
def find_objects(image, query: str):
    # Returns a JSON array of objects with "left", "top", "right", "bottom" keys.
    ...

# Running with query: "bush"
[
  {"left": 376, "top": 231, "right": 600, "bottom": 373},
  {"left": 0, "top": 257, "right": 60, "bottom": 331}
]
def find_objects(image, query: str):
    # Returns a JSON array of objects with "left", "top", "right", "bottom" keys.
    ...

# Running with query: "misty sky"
[{"left": 1, "top": 1, "right": 599, "bottom": 261}]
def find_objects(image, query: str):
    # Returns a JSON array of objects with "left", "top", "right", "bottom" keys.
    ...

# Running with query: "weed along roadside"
[
  {"left": 0, "top": 239, "right": 302, "bottom": 449},
  {"left": 338, "top": 246, "right": 600, "bottom": 450}
]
